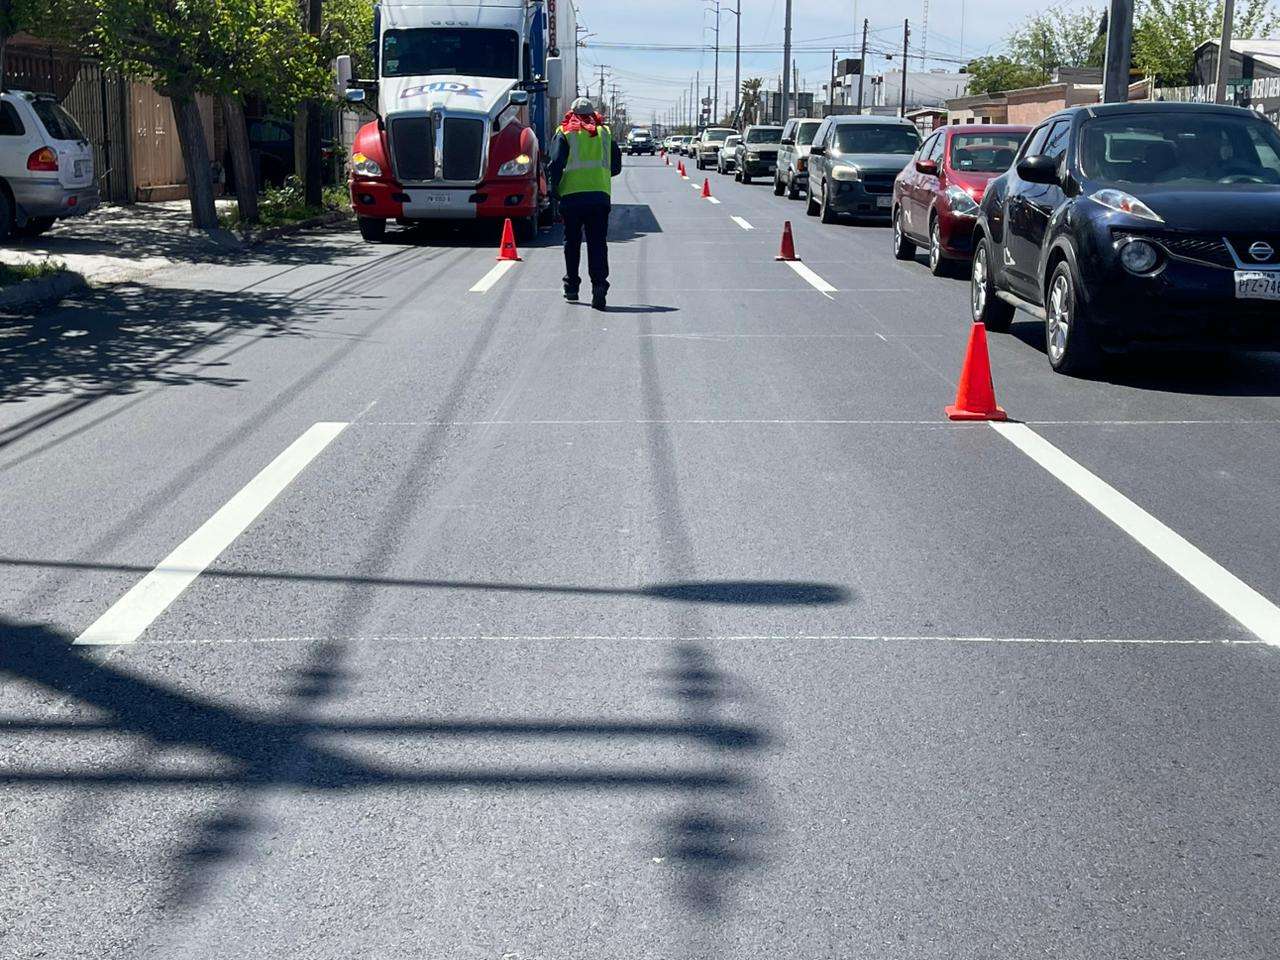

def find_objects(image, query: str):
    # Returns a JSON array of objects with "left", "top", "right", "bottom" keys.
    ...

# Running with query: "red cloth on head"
[{"left": 561, "top": 111, "right": 607, "bottom": 136}]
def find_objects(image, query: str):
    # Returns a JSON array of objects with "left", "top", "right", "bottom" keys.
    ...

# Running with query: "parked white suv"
[{"left": 0, "top": 90, "right": 98, "bottom": 240}]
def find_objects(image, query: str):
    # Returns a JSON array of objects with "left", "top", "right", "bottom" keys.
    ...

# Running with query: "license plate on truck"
[{"left": 1235, "top": 271, "right": 1280, "bottom": 301}]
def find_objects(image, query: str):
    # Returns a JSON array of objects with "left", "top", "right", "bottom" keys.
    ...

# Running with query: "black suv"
[{"left": 971, "top": 102, "right": 1280, "bottom": 374}]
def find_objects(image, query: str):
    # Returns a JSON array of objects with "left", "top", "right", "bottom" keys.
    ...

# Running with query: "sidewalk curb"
[
  {"left": 240, "top": 210, "right": 352, "bottom": 247},
  {"left": 0, "top": 270, "right": 89, "bottom": 311}
]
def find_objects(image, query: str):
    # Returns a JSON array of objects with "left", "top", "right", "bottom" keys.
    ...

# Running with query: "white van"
[{"left": 0, "top": 90, "right": 98, "bottom": 239}]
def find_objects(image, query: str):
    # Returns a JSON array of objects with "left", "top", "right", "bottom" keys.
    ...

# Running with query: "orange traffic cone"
[
  {"left": 678, "top": 160, "right": 687, "bottom": 177},
  {"left": 701, "top": 178, "right": 712, "bottom": 199},
  {"left": 945, "top": 323, "right": 1007, "bottom": 421},
  {"left": 775, "top": 221, "right": 799, "bottom": 261},
  {"left": 496, "top": 218, "right": 522, "bottom": 261}
]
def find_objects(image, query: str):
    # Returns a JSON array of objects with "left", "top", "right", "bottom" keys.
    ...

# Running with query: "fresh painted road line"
[
  {"left": 993, "top": 421, "right": 1280, "bottom": 646},
  {"left": 469, "top": 259, "right": 518, "bottom": 293},
  {"left": 75, "top": 422, "right": 350, "bottom": 646},
  {"left": 707, "top": 197, "right": 721, "bottom": 204},
  {"left": 784, "top": 259, "right": 837, "bottom": 296},
  {"left": 731, "top": 216, "right": 754, "bottom": 230}
]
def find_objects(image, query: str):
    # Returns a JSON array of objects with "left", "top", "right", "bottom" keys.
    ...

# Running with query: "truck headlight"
[
  {"left": 944, "top": 185, "right": 980, "bottom": 216},
  {"left": 831, "top": 165, "right": 862, "bottom": 182},
  {"left": 747, "top": 152, "right": 760, "bottom": 161},
  {"left": 351, "top": 152, "right": 382, "bottom": 178},
  {"left": 497, "top": 153, "right": 533, "bottom": 177}
]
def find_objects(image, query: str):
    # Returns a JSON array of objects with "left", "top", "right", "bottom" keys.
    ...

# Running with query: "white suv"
[{"left": 0, "top": 90, "right": 98, "bottom": 240}]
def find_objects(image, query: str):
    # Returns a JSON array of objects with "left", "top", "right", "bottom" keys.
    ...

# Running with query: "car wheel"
[
  {"left": 805, "top": 183, "right": 820, "bottom": 217},
  {"left": 1044, "top": 260, "right": 1101, "bottom": 376},
  {"left": 892, "top": 207, "right": 916, "bottom": 260},
  {"left": 16, "top": 216, "right": 56, "bottom": 238},
  {"left": 819, "top": 181, "right": 837, "bottom": 224},
  {"left": 734, "top": 167, "right": 742, "bottom": 183},
  {"left": 357, "top": 216, "right": 387, "bottom": 242},
  {"left": 787, "top": 177, "right": 800, "bottom": 200},
  {"left": 0, "top": 190, "right": 13, "bottom": 243},
  {"left": 773, "top": 174, "right": 785, "bottom": 196},
  {"left": 928, "top": 217, "right": 949, "bottom": 277},
  {"left": 740, "top": 168, "right": 751, "bottom": 184},
  {"left": 970, "top": 237, "right": 1015, "bottom": 332}
]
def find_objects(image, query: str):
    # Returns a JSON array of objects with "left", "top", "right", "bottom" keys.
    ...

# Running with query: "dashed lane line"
[
  {"left": 707, "top": 197, "right": 721, "bottom": 204},
  {"left": 731, "top": 216, "right": 754, "bottom": 230},
  {"left": 783, "top": 259, "right": 837, "bottom": 297},
  {"left": 75, "top": 422, "right": 349, "bottom": 646},
  {"left": 469, "top": 259, "right": 518, "bottom": 293},
  {"left": 993, "top": 421, "right": 1280, "bottom": 647}
]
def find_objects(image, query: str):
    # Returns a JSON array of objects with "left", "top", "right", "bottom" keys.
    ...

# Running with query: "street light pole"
[
  {"left": 900, "top": 19, "right": 910, "bottom": 117},
  {"left": 735, "top": 0, "right": 741, "bottom": 123},
  {"left": 1102, "top": 0, "right": 1135, "bottom": 103},
  {"left": 781, "top": 0, "right": 793, "bottom": 124},
  {"left": 857, "top": 18, "right": 868, "bottom": 114}
]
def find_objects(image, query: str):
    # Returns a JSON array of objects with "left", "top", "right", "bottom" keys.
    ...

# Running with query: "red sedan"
[{"left": 891, "top": 124, "right": 1031, "bottom": 275}]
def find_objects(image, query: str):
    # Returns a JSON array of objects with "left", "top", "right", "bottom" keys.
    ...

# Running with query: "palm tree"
[{"left": 740, "top": 77, "right": 763, "bottom": 126}]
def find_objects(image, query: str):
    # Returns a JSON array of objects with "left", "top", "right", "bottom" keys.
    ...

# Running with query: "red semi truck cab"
[{"left": 346, "top": 0, "right": 576, "bottom": 243}]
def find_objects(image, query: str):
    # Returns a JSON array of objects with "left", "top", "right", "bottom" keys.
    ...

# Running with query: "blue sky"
[{"left": 573, "top": 0, "right": 1064, "bottom": 125}]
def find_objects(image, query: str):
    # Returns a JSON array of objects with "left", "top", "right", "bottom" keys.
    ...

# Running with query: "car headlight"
[
  {"left": 1118, "top": 237, "right": 1161, "bottom": 274},
  {"left": 351, "top": 152, "right": 382, "bottom": 178},
  {"left": 831, "top": 165, "right": 862, "bottom": 182},
  {"left": 746, "top": 151, "right": 760, "bottom": 160},
  {"left": 944, "top": 185, "right": 980, "bottom": 216},
  {"left": 1091, "top": 188, "right": 1162, "bottom": 222},
  {"left": 497, "top": 153, "right": 533, "bottom": 177}
]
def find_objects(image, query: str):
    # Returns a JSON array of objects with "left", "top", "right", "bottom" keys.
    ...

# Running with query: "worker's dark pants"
[{"left": 561, "top": 203, "right": 611, "bottom": 291}]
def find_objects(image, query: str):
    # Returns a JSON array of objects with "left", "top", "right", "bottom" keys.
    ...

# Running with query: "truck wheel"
[
  {"left": 16, "top": 216, "right": 55, "bottom": 238},
  {"left": 740, "top": 169, "right": 751, "bottom": 184},
  {"left": 819, "top": 181, "right": 837, "bottom": 224},
  {"left": 805, "top": 184, "right": 820, "bottom": 217},
  {"left": 773, "top": 174, "right": 785, "bottom": 196},
  {"left": 1045, "top": 260, "right": 1101, "bottom": 376},
  {"left": 357, "top": 217, "right": 386, "bottom": 242},
  {"left": 787, "top": 177, "right": 800, "bottom": 200},
  {"left": 515, "top": 213, "right": 537, "bottom": 243},
  {"left": 970, "top": 237, "right": 1015, "bottom": 333}
]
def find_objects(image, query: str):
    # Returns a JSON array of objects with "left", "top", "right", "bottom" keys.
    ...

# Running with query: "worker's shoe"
[
  {"left": 563, "top": 280, "right": 580, "bottom": 302},
  {"left": 591, "top": 285, "right": 607, "bottom": 311}
]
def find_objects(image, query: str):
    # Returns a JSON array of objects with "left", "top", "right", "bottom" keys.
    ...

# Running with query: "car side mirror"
[
  {"left": 810, "top": 145, "right": 826, "bottom": 156},
  {"left": 915, "top": 158, "right": 938, "bottom": 175},
  {"left": 1017, "top": 154, "right": 1061, "bottom": 185},
  {"left": 781, "top": 137, "right": 795, "bottom": 146}
]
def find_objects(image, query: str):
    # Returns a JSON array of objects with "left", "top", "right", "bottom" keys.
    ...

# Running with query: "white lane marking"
[
  {"left": 784, "top": 259, "right": 837, "bottom": 296},
  {"left": 356, "top": 419, "right": 952, "bottom": 426},
  {"left": 993, "top": 421, "right": 1280, "bottom": 647},
  {"left": 75, "top": 422, "right": 349, "bottom": 646},
  {"left": 153, "top": 633, "right": 1259, "bottom": 647},
  {"left": 707, "top": 197, "right": 721, "bottom": 204},
  {"left": 875, "top": 333, "right": 888, "bottom": 342},
  {"left": 469, "top": 259, "right": 517, "bottom": 293},
  {"left": 731, "top": 216, "right": 754, "bottom": 230}
]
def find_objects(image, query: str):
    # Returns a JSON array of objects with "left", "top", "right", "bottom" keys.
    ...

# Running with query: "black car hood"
[{"left": 1119, "top": 183, "right": 1280, "bottom": 234}]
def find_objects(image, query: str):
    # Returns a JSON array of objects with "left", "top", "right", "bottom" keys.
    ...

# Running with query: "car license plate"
[
  {"left": 876, "top": 195, "right": 892, "bottom": 209},
  {"left": 74, "top": 159, "right": 87, "bottom": 178},
  {"left": 1235, "top": 270, "right": 1280, "bottom": 300}
]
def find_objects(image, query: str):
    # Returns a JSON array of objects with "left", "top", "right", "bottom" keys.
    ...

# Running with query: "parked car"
[
  {"left": 681, "top": 135, "right": 697, "bottom": 157},
  {"left": 0, "top": 90, "right": 98, "bottom": 240},
  {"left": 627, "top": 128, "right": 656, "bottom": 155},
  {"left": 805, "top": 116, "right": 920, "bottom": 223},
  {"left": 734, "top": 125, "right": 783, "bottom": 183},
  {"left": 971, "top": 101, "right": 1280, "bottom": 374},
  {"left": 717, "top": 135, "right": 742, "bottom": 174},
  {"left": 774, "top": 118, "right": 822, "bottom": 199},
  {"left": 892, "top": 123, "right": 1030, "bottom": 275},
  {"left": 695, "top": 127, "right": 737, "bottom": 170}
]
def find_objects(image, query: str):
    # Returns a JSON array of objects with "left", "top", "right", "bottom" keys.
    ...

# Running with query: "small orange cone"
[
  {"left": 678, "top": 160, "right": 686, "bottom": 177},
  {"left": 946, "top": 323, "right": 1007, "bottom": 421},
  {"left": 775, "top": 221, "right": 799, "bottom": 261},
  {"left": 701, "top": 178, "right": 712, "bottom": 199},
  {"left": 496, "top": 218, "right": 522, "bottom": 261}
]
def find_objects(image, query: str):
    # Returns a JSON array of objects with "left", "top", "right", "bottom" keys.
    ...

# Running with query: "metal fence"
[{"left": 6, "top": 46, "right": 133, "bottom": 204}]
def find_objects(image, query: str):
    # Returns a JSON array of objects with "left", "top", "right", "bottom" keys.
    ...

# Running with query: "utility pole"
[
  {"left": 734, "top": 0, "right": 741, "bottom": 123},
  {"left": 596, "top": 64, "right": 609, "bottom": 104},
  {"left": 830, "top": 49, "right": 837, "bottom": 114},
  {"left": 900, "top": 19, "right": 910, "bottom": 117},
  {"left": 1215, "top": 0, "right": 1236, "bottom": 104},
  {"left": 781, "top": 0, "right": 793, "bottom": 124},
  {"left": 303, "top": 0, "right": 323, "bottom": 207},
  {"left": 857, "top": 18, "right": 868, "bottom": 114},
  {"left": 1102, "top": 0, "right": 1134, "bottom": 103},
  {"left": 695, "top": 70, "right": 701, "bottom": 128},
  {"left": 710, "top": 0, "right": 720, "bottom": 126}
]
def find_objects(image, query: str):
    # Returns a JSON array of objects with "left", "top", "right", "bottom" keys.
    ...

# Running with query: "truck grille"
[
  {"left": 390, "top": 117, "right": 434, "bottom": 182},
  {"left": 443, "top": 118, "right": 485, "bottom": 181}
]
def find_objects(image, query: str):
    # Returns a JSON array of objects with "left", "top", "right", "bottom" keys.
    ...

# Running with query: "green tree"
[
  {"left": 0, "top": 0, "right": 93, "bottom": 87},
  {"left": 1007, "top": 6, "right": 1107, "bottom": 84},
  {"left": 1134, "top": 0, "right": 1279, "bottom": 84},
  {"left": 964, "top": 55, "right": 1045, "bottom": 96},
  {"left": 740, "top": 77, "right": 762, "bottom": 125}
]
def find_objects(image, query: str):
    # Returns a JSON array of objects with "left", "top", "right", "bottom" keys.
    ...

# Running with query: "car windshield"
[
  {"left": 950, "top": 133, "right": 1025, "bottom": 172},
  {"left": 834, "top": 124, "right": 920, "bottom": 154},
  {"left": 796, "top": 122, "right": 821, "bottom": 146},
  {"left": 382, "top": 28, "right": 519, "bottom": 79},
  {"left": 704, "top": 129, "right": 735, "bottom": 143},
  {"left": 1081, "top": 113, "right": 1280, "bottom": 186},
  {"left": 746, "top": 128, "right": 782, "bottom": 144},
  {"left": 31, "top": 98, "right": 85, "bottom": 141}
]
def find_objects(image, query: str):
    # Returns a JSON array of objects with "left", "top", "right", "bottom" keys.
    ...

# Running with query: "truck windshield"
[
  {"left": 382, "top": 29, "right": 519, "bottom": 79},
  {"left": 746, "top": 128, "right": 782, "bottom": 144},
  {"left": 795, "top": 122, "right": 820, "bottom": 146}
]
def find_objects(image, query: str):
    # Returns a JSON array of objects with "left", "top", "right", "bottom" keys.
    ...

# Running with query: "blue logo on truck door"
[{"left": 401, "top": 81, "right": 485, "bottom": 100}]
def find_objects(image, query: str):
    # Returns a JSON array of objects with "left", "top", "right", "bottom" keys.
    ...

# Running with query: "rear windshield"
[
  {"left": 31, "top": 98, "right": 86, "bottom": 141},
  {"left": 795, "top": 122, "right": 821, "bottom": 146},
  {"left": 834, "top": 124, "right": 920, "bottom": 154},
  {"left": 631, "top": 130, "right": 651, "bottom": 138},
  {"left": 1081, "top": 113, "right": 1280, "bottom": 186},
  {"left": 746, "top": 128, "right": 782, "bottom": 144},
  {"left": 703, "top": 129, "right": 735, "bottom": 143},
  {"left": 950, "top": 133, "right": 1025, "bottom": 172}
]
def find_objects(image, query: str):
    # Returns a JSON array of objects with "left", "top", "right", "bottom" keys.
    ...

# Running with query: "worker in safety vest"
[{"left": 548, "top": 97, "right": 623, "bottom": 311}]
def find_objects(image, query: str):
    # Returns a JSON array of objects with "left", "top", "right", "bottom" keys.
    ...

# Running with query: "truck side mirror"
[
  {"left": 545, "top": 57, "right": 564, "bottom": 100},
  {"left": 344, "top": 88, "right": 366, "bottom": 104},
  {"left": 509, "top": 90, "right": 530, "bottom": 106},
  {"left": 334, "top": 55, "right": 353, "bottom": 97}
]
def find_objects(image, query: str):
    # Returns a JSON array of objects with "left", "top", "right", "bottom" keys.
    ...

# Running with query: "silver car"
[
  {"left": 0, "top": 90, "right": 98, "bottom": 239},
  {"left": 774, "top": 118, "right": 823, "bottom": 200},
  {"left": 716, "top": 135, "right": 742, "bottom": 174}
]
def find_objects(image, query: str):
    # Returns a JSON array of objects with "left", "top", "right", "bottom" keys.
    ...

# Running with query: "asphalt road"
[{"left": 4, "top": 157, "right": 1280, "bottom": 959}]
